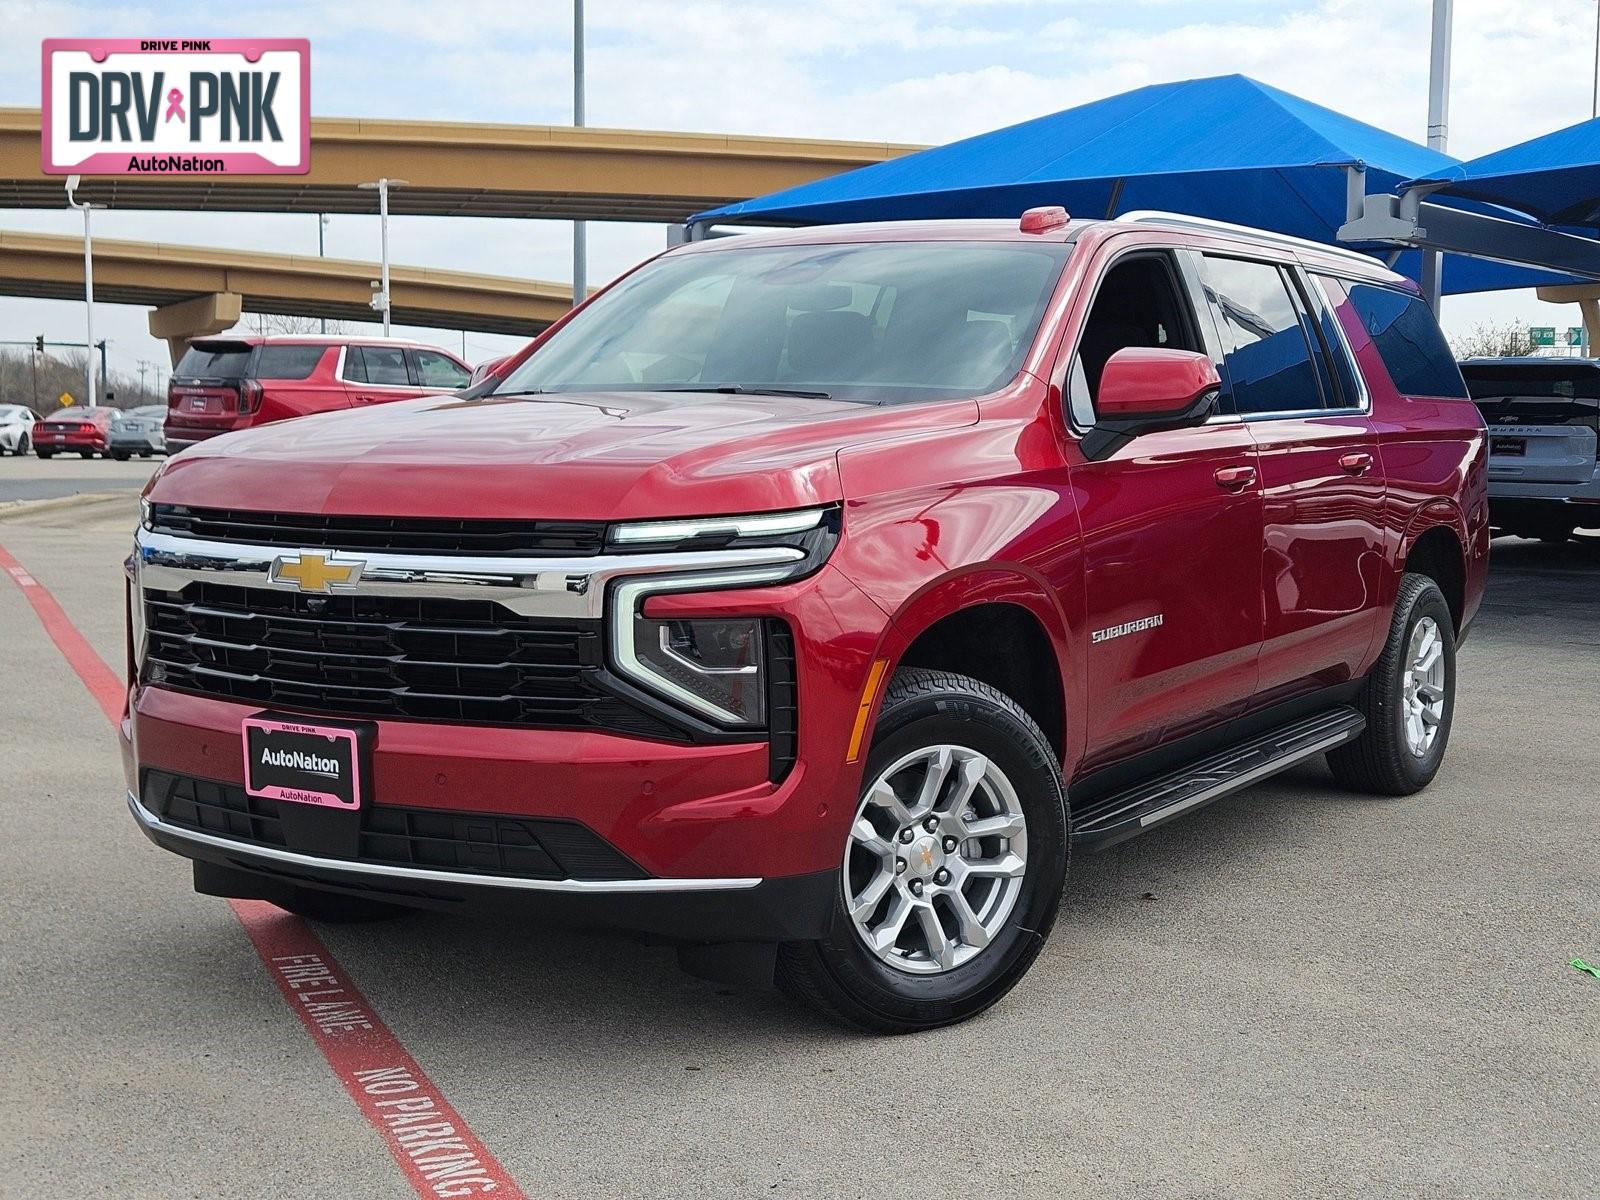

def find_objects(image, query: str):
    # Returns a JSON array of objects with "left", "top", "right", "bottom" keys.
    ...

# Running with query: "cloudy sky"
[{"left": 0, "top": 0, "right": 1595, "bottom": 384}]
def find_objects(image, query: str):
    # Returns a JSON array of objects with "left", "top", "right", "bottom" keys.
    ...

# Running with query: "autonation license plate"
[
  {"left": 1491, "top": 436, "right": 1527, "bottom": 456},
  {"left": 242, "top": 715, "right": 369, "bottom": 810}
]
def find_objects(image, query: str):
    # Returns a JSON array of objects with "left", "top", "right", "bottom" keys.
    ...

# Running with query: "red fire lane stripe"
[
  {"left": 0, "top": 543, "right": 124, "bottom": 721},
  {"left": 231, "top": 900, "right": 527, "bottom": 1200},
  {"left": 0, "top": 539, "right": 525, "bottom": 1200}
]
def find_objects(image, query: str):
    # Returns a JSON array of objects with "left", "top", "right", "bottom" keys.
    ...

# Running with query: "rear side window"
[
  {"left": 254, "top": 344, "right": 327, "bottom": 380},
  {"left": 344, "top": 345, "right": 411, "bottom": 386},
  {"left": 1202, "top": 256, "right": 1323, "bottom": 415},
  {"left": 1344, "top": 284, "right": 1467, "bottom": 399},
  {"left": 414, "top": 350, "right": 470, "bottom": 388},
  {"left": 175, "top": 343, "right": 252, "bottom": 380}
]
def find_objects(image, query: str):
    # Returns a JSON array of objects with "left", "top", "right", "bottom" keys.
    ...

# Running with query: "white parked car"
[{"left": 0, "top": 404, "right": 38, "bottom": 455}]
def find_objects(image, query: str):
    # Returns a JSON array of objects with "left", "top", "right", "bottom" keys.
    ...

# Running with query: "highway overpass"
[
  {"left": 0, "top": 230, "right": 569, "bottom": 358},
  {"left": 0, "top": 108, "right": 916, "bottom": 223}
]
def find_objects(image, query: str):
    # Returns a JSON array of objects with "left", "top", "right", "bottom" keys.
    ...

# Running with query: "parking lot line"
[{"left": 0, "top": 537, "right": 527, "bottom": 1200}]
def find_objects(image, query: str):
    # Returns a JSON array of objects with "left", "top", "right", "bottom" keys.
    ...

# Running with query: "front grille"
[
  {"left": 142, "top": 580, "right": 679, "bottom": 738},
  {"left": 149, "top": 504, "right": 607, "bottom": 557},
  {"left": 145, "top": 770, "right": 647, "bottom": 881}
]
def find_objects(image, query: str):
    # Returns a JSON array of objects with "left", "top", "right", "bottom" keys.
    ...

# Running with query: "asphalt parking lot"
[
  {"left": 1, "top": 498, "right": 1596, "bottom": 1199},
  {"left": 0, "top": 453, "right": 161, "bottom": 504}
]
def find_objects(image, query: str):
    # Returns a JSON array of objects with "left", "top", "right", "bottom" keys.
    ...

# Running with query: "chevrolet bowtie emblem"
[{"left": 268, "top": 551, "right": 365, "bottom": 593}]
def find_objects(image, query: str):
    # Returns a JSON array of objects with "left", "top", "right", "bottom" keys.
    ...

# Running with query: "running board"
[{"left": 1070, "top": 706, "right": 1365, "bottom": 851}]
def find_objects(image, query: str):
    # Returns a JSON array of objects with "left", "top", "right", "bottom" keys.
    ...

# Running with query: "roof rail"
[{"left": 1115, "top": 210, "right": 1380, "bottom": 267}]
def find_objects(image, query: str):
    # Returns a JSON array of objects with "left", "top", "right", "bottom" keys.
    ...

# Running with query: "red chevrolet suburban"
[
  {"left": 164, "top": 334, "right": 472, "bottom": 452},
  {"left": 124, "top": 211, "right": 1488, "bottom": 1031}
]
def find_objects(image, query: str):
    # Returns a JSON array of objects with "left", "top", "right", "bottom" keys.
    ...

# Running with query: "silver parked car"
[
  {"left": 0, "top": 404, "right": 38, "bottom": 455},
  {"left": 108, "top": 405, "right": 169, "bottom": 460}
]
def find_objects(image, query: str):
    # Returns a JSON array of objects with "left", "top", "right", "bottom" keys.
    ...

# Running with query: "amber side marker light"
[{"left": 845, "top": 659, "right": 889, "bottom": 763}]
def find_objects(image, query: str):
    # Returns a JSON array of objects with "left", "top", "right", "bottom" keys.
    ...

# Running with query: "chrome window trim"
[
  {"left": 128, "top": 790, "right": 762, "bottom": 893},
  {"left": 133, "top": 527, "right": 804, "bottom": 622}
]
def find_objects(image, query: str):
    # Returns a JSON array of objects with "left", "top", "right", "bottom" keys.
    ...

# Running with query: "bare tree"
[
  {"left": 1449, "top": 321, "right": 1535, "bottom": 359},
  {"left": 247, "top": 312, "right": 351, "bottom": 336}
]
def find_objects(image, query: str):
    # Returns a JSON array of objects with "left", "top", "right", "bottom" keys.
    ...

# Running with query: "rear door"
[
  {"left": 1461, "top": 360, "right": 1600, "bottom": 486},
  {"left": 168, "top": 340, "right": 255, "bottom": 434},
  {"left": 1200, "top": 257, "right": 1388, "bottom": 703},
  {"left": 342, "top": 344, "right": 423, "bottom": 406}
]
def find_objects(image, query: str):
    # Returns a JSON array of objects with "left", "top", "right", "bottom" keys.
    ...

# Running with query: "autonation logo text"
[{"left": 260, "top": 746, "right": 340, "bottom": 777}]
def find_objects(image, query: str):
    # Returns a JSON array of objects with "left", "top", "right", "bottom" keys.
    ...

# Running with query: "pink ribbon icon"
[{"left": 164, "top": 88, "right": 185, "bottom": 123}]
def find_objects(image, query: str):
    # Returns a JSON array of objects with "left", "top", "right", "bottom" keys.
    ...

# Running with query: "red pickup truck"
[{"left": 123, "top": 211, "right": 1488, "bottom": 1032}]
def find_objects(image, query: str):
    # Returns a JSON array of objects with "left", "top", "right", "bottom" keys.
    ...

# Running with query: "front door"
[{"left": 1066, "top": 249, "right": 1265, "bottom": 771}]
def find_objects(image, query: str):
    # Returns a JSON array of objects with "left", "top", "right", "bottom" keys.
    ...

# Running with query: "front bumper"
[{"left": 128, "top": 788, "right": 835, "bottom": 940}]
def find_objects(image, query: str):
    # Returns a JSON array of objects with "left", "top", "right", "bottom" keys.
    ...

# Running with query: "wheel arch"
[
  {"left": 1398, "top": 512, "right": 1467, "bottom": 636},
  {"left": 878, "top": 567, "right": 1073, "bottom": 764}
]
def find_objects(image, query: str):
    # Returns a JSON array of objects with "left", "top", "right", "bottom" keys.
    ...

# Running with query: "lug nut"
[
  {"left": 895, "top": 858, "right": 907, "bottom": 874},
  {"left": 942, "top": 836, "right": 958, "bottom": 852},
  {"left": 899, "top": 828, "right": 915, "bottom": 844},
  {"left": 934, "top": 868, "right": 951, "bottom": 886},
  {"left": 923, "top": 816, "right": 939, "bottom": 833},
  {"left": 909, "top": 879, "right": 924, "bottom": 896}
]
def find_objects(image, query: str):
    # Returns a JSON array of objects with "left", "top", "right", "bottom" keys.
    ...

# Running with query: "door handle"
[
  {"left": 1339, "top": 451, "right": 1374, "bottom": 475},
  {"left": 1214, "top": 464, "right": 1257, "bottom": 490}
]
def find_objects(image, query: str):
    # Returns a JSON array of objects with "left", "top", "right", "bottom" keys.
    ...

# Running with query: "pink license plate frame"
[{"left": 242, "top": 715, "right": 365, "bottom": 811}]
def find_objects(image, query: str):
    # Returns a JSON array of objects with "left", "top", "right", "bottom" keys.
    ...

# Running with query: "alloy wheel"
[
  {"left": 1401, "top": 615, "right": 1447, "bottom": 757},
  {"left": 843, "top": 744, "right": 1028, "bottom": 975}
]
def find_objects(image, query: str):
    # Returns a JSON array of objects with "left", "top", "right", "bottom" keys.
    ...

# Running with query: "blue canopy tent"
[
  {"left": 1427, "top": 116, "right": 1600, "bottom": 228},
  {"left": 691, "top": 74, "right": 1567, "bottom": 295}
]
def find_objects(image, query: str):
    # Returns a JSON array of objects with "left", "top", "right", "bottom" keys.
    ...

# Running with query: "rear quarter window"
[
  {"left": 254, "top": 344, "right": 329, "bottom": 380},
  {"left": 1345, "top": 284, "right": 1467, "bottom": 399}
]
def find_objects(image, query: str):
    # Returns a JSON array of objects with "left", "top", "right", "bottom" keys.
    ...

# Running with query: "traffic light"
[{"left": 34, "top": 335, "right": 44, "bottom": 353}]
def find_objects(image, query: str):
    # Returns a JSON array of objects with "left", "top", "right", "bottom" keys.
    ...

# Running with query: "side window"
[
  {"left": 1202, "top": 256, "right": 1324, "bottom": 416},
  {"left": 360, "top": 346, "right": 411, "bottom": 387},
  {"left": 1070, "top": 253, "right": 1200, "bottom": 423},
  {"left": 414, "top": 350, "right": 471, "bottom": 389},
  {"left": 1344, "top": 283, "right": 1468, "bottom": 399},
  {"left": 254, "top": 344, "right": 328, "bottom": 381},
  {"left": 341, "top": 346, "right": 366, "bottom": 384},
  {"left": 1309, "top": 274, "right": 1365, "bottom": 409}
]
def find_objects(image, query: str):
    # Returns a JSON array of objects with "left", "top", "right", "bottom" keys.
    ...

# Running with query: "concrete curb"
[{"left": 0, "top": 491, "right": 132, "bottom": 521}]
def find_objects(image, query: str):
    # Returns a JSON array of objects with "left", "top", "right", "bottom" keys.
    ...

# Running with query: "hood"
[{"left": 148, "top": 390, "right": 977, "bottom": 521}]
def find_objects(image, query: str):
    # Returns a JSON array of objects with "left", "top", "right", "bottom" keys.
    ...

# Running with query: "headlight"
[
  {"left": 607, "top": 507, "right": 839, "bottom": 727},
  {"left": 634, "top": 616, "right": 766, "bottom": 725},
  {"left": 138, "top": 496, "right": 153, "bottom": 530}
]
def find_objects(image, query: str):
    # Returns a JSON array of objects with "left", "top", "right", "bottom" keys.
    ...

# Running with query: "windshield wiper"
[{"left": 656, "top": 385, "right": 834, "bottom": 400}]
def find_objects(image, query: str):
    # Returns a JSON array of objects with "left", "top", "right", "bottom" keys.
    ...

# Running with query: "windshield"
[{"left": 498, "top": 240, "right": 1072, "bottom": 404}]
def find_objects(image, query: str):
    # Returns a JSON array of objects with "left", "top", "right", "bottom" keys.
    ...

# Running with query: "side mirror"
[{"left": 1081, "top": 347, "right": 1221, "bottom": 461}]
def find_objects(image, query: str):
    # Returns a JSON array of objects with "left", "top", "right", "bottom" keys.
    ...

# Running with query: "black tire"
[
  {"left": 78, "top": 450, "right": 92, "bottom": 459},
  {"left": 1327, "top": 573, "right": 1456, "bottom": 796},
  {"left": 15, "top": 434, "right": 27, "bottom": 456},
  {"left": 35, "top": 449, "right": 53, "bottom": 459},
  {"left": 1537, "top": 529, "right": 1574, "bottom": 545},
  {"left": 272, "top": 887, "right": 412, "bottom": 924},
  {"left": 777, "top": 667, "right": 1068, "bottom": 1033},
  {"left": 111, "top": 451, "right": 130, "bottom": 461}
]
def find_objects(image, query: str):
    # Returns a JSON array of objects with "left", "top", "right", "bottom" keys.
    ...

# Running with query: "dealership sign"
[{"left": 41, "top": 38, "right": 309, "bottom": 175}]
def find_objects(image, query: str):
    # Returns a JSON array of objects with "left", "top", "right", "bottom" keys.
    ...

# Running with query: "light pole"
[
  {"left": 317, "top": 213, "right": 331, "bottom": 334},
  {"left": 358, "top": 180, "right": 406, "bottom": 336},
  {"left": 573, "top": 0, "right": 587, "bottom": 306},
  {"left": 1421, "top": 0, "right": 1453, "bottom": 314},
  {"left": 63, "top": 174, "right": 102, "bottom": 406}
]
